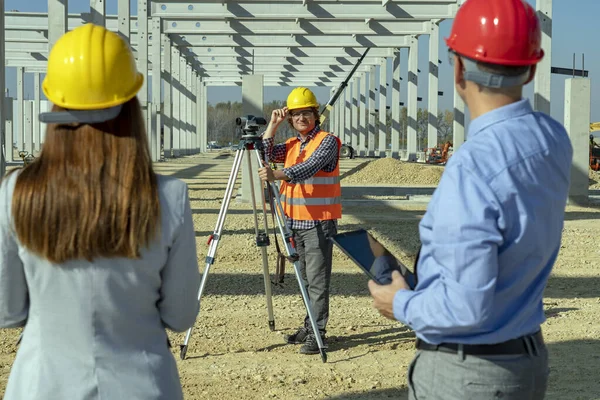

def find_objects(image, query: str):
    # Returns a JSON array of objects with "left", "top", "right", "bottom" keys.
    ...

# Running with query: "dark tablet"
[{"left": 330, "top": 229, "right": 417, "bottom": 289}]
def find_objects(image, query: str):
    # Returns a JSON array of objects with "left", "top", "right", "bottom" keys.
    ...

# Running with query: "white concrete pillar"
[
  {"left": 378, "top": 58, "right": 388, "bottom": 157},
  {"left": 201, "top": 82, "right": 207, "bottom": 153},
  {"left": 180, "top": 59, "right": 188, "bottom": 154},
  {"left": 368, "top": 65, "right": 376, "bottom": 156},
  {"left": 352, "top": 77, "right": 360, "bottom": 151},
  {"left": 0, "top": 1, "right": 5, "bottom": 176},
  {"left": 16, "top": 68, "right": 24, "bottom": 152},
  {"left": 137, "top": 0, "right": 149, "bottom": 136},
  {"left": 162, "top": 34, "right": 172, "bottom": 158},
  {"left": 4, "top": 98, "right": 13, "bottom": 164},
  {"left": 48, "top": 0, "right": 68, "bottom": 51},
  {"left": 171, "top": 51, "right": 181, "bottom": 157},
  {"left": 453, "top": 89, "right": 465, "bottom": 150},
  {"left": 534, "top": 0, "right": 552, "bottom": 115},
  {"left": 118, "top": 0, "right": 130, "bottom": 42},
  {"left": 151, "top": 16, "right": 162, "bottom": 162},
  {"left": 564, "top": 78, "right": 590, "bottom": 205},
  {"left": 391, "top": 50, "right": 401, "bottom": 159},
  {"left": 406, "top": 36, "right": 419, "bottom": 161},
  {"left": 24, "top": 101, "right": 33, "bottom": 155},
  {"left": 344, "top": 82, "right": 352, "bottom": 145},
  {"left": 34, "top": 74, "right": 41, "bottom": 152},
  {"left": 90, "top": 0, "right": 106, "bottom": 26},
  {"left": 359, "top": 72, "right": 368, "bottom": 156},
  {"left": 239, "top": 74, "right": 264, "bottom": 204},
  {"left": 428, "top": 21, "right": 440, "bottom": 149},
  {"left": 186, "top": 64, "right": 193, "bottom": 154}
]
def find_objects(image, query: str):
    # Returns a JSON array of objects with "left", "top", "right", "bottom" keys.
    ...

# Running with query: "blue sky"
[{"left": 5, "top": 0, "right": 600, "bottom": 125}]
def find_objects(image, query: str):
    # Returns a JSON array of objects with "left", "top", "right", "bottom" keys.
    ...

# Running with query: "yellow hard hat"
[
  {"left": 286, "top": 87, "right": 319, "bottom": 111},
  {"left": 42, "top": 23, "right": 143, "bottom": 112}
]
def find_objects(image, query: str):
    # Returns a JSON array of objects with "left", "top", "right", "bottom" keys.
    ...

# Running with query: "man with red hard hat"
[{"left": 368, "top": 0, "right": 572, "bottom": 398}]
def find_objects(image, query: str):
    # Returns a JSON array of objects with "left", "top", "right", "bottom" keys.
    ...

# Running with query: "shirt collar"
[
  {"left": 296, "top": 123, "right": 321, "bottom": 143},
  {"left": 468, "top": 98, "right": 533, "bottom": 139}
]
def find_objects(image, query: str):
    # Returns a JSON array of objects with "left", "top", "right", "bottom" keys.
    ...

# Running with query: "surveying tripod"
[{"left": 179, "top": 124, "right": 328, "bottom": 363}]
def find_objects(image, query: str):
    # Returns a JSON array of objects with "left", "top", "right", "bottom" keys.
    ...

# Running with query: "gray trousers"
[
  {"left": 292, "top": 220, "right": 337, "bottom": 334},
  {"left": 408, "top": 334, "right": 549, "bottom": 399}
]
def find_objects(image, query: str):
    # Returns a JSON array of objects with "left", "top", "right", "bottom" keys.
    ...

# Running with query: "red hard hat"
[{"left": 445, "top": 0, "right": 544, "bottom": 66}]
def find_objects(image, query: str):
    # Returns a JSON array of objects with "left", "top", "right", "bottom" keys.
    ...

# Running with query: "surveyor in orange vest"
[{"left": 258, "top": 87, "right": 341, "bottom": 355}]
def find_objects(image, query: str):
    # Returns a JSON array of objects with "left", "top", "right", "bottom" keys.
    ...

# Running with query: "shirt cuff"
[
  {"left": 392, "top": 288, "right": 416, "bottom": 326},
  {"left": 281, "top": 167, "right": 296, "bottom": 183}
]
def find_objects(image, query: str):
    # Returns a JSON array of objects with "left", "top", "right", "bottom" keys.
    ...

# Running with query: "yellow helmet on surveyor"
[
  {"left": 40, "top": 23, "right": 144, "bottom": 124},
  {"left": 286, "top": 87, "right": 319, "bottom": 111}
]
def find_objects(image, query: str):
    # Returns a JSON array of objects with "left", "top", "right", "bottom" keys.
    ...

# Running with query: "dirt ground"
[{"left": 1, "top": 153, "right": 599, "bottom": 400}]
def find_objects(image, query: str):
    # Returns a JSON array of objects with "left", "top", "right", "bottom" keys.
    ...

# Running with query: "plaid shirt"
[{"left": 263, "top": 124, "right": 339, "bottom": 230}]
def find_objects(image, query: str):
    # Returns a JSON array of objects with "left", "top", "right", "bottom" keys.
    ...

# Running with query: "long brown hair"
[{"left": 10, "top": 97, "right": 160, "bottom": 263}]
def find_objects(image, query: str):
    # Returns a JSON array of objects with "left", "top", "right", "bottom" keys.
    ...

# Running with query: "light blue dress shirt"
[{"left": 393, "top": 98, "right": 573, "bottom": 345}]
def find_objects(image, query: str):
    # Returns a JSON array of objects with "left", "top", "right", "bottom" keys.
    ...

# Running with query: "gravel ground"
[{"left": 1, "top": 153, "right": 599, "bottom": 399}]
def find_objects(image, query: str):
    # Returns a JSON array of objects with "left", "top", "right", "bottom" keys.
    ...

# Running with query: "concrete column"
[
  {"left": 564, "top": 78, "right": 590, "bottom": 205},
  {"left": 90, "top": 0, "right": 106, "bottom": 26},
  {"left": 378, "top": 58, "right": 388, "bottom": 157},
  {"left": 406, "top": 36, "right": 419, "bottom": 161},
  {"left": 359, "top": 72, "right": 368, "bottom": 156},
  {"left": 428, "top": 21, "right": 440, "bottom": 149},
  {"left": 24, "top": 102, "right": 33, "bottom": 155},
  {"left": 48, "top": 0, "right": 68, "bottom": 50},
  {"left": 34, "top": 74, "right": 41, "bottom": 152},
  {"left": 162, "top": 34, "right": 172, "bottom": 158},
  {"left": 239, "top": 74, "right": 264, "bottom": 204},
  {"left": 181, "top": 60, "right": 189, "bottom": 154},
  {"left": 534, "top": 0, "right": 552, "bottom": 115},
  {"left": 137, "top": 0, "right": 149, "bottom": 135},
  {"left": 338, "top": 86, "right": 346, "bottom": 143},
  {"left": 118, "top": 0, "right": 130, "bottom": 42},
  {"left": 0, "top": 1, "right": 5, "bottom": 176},
  {"left": 171, "top": 49, "right": 181, "bottom": 157},
  {"left": 329, "top": 88, "right": 335, "bottom": 134},
  {"left": 195, "top": 75, "right": 201, "bottom": 153},
  {"left": 16, "top": 68, "right": 24, "bottom": 152},
  {"left": 453, "top": 88, "right": 465, "bottom": 150},
  {"left": 186, "top": 64, "right": 193, "bottom": 154},
  {"left": 189, "top": 73, "right": 196, "bottom": 154},
  {"left": 344, "top": 82, "right": 352, "bottom": 145},
  {"left": 368, "top": 65, "right": 376, "bottom": 156},
  {"left": 351, "top": 78, "right": 359, "bottom": 150},
  {"left": 391, "top": 50, "right": 401, "bottom": 158},
  {"left": 4, "top": 98, "right": 13, "bottom": 164},
  {"left": 151, "top": 16, "right": 162, "bottom": 162},
  {"left": 201, "top": 82, "right": 207, "bottom": 153}
]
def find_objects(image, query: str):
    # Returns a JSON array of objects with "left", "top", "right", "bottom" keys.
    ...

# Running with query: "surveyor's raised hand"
[{"left": 270, "top": 107, "right": 288, "bottom": 126}]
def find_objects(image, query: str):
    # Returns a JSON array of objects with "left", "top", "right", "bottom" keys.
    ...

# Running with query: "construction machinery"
[
  {"left": 590, "top": 123, "right": 600, "bottom": 172},
  {"left": 424, "top": 141, "right": 453, "bottom": 165}
]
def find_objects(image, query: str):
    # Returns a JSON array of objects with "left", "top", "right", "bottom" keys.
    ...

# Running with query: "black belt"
[{"left": 415, "top": 330, "right": 544, "bottom": 356}]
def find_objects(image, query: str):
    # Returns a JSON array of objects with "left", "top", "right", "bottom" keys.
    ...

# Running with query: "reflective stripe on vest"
[
  {"left": 280, "top": 194, "right": 341, "bottom": 206},
  {"left": 302, "top": 176, "right": 340, "bottom": 185}
]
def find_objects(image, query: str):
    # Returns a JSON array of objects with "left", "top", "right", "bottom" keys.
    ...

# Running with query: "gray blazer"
[{"left": 0, "top": 171, "right": 201, "bottom": 400}]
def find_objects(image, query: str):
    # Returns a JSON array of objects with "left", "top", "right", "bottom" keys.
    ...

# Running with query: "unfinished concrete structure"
[{"left": 1, "top": 0, "right": 584, "bottom": 201}]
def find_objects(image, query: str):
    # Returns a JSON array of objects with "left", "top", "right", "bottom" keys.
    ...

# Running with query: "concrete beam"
[
  {"left": 162, "top": 19, "right": 432, "bottom": 35},
  {"left": 153, "top": 1, "right": 460, "bottom": 20}
]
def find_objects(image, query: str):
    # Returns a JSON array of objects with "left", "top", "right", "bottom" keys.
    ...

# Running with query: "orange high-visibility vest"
[{"left": 279, "top": 131, "right": 342, "bottom": 221}]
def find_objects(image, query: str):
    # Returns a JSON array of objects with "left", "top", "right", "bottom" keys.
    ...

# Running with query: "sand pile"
[
  {"left": 590, "top": 170, "right": 600, "bottom": 189},
  {"left": 342, "top": 158, "right": 445, "bottom": 186}
]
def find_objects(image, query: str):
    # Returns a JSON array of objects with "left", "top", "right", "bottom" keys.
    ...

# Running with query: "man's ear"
[
  {"left": 454, "top": 56, "right": 466, "bottom": 89},
  {"left": 524, "top": 64, "right": 537, "bottom": 85}
]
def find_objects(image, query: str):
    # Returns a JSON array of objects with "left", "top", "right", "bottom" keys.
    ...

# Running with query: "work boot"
[
  {"left": 284, "top": 327, "right": 309, "bottom": 344},
  {"left": 299, "top": 333, "right": 328, "bottom": 355}
]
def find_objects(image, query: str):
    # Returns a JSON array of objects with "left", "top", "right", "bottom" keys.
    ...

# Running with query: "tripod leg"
[
  {"left": 246, "top": 149, "right": 276, "bottom": 331},
  {"left": 179, "top": 148, "right": 244, "bottom": 360},
  {"left": 252, "top": 151, "right": 328, "bottom": 363}
]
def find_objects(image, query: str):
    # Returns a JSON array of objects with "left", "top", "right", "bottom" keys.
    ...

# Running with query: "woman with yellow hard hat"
[{"left": 0, "top": 23, "right": 200, "bottom": 399}]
